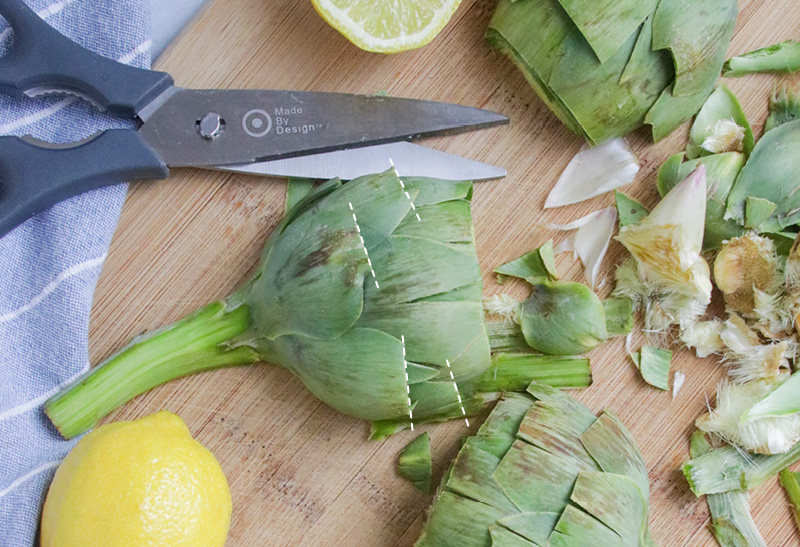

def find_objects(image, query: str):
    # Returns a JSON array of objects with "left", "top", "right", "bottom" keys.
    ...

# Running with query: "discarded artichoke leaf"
[
  {"left": 689, "top": 431, "right": 768, "bottom": 547},
  {"left": 767, "top": 231, "right": 797, "bottom": 256},
  {"left": 518, "top": 280, "right": 608, "bottom": 355},
  {"left": 779, "top": 468, "right": 800, "bottom": 533},
  {"left": 683, "top": 438, "right": 800, "bottom": 496},
  {"left": 686, "top": 84, "right": 754, "bottom": 159},
  {"left": 604, "top": 297, "right": 635, "bottom": 337},
  {"left": 545, "top": 140, "right": 639, "bottom": 209},
  {"left": 726, "top": 120, "right": 800, "bottom": 233},
  {"left": 745, "top": 197, "right": 778, "bottom": 231},
  {"left": 495, "top": 242, "right": 558, "bottom": 284},
  {"left": 638, "top": 346, "right": 672, "bottom": 391},
  {"left": 499, "top": 512, "right": 560, "bottom": 546},
  {"left": 743, "top": 370, "right": 800, "bottom": 421},
  {"left": 547, "top": 208, "right": 618, "bottom": 289},
  {"left": 646, "top": 84, "right": 716, "bottom": 142},
  {"left": 723, "top": 41, "right": 800, "bottom": 77},
  {"left": 656, "top": 152, "right": 746, "bottom": 251},
  {"left": 285, "top": 178, "right": 318, "bottom": 213},
  {"left": 697, "top": 379, "right": 800, "bottom": 455},
  {"left": 651, "top": 0, "right": 738, "bottom": 97},
  {"left": 398, "top": 432, "right": 433, "bottom": 493},
  {"left": 765, "top": 83, "right": 800, "bottom": 133},
  {"left": 554, "top": 0, "right": 657, "bottom": 64},
  {"left": 672, "top": 371, "right": 686, "bottom": 399},
  {"left": 615, "top": 191, "right": 649, "bottom": 228},
  {"left": 489, "top": 526, "right": 538, "bottom": 547}
]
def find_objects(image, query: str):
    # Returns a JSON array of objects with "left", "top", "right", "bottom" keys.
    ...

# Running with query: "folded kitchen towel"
[{"left": 0, "top": 1, "right": 151, "bottom": 544}]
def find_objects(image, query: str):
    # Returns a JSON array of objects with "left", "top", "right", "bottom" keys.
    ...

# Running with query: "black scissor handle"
[
  {"left": 0, "top": 0, "right": 174, "bottom": 118},
  {"left": 0, "top": 130, "right": 169, "bottom": 238}
]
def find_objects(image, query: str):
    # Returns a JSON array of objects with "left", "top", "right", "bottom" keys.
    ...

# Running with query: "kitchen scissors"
[{"left": 0, "top": 0, "right": 507, "bottom": 238}]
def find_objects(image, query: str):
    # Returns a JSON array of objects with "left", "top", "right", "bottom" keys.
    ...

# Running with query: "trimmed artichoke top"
[
  {"left": 486, "top": 0, "right": 738, "bottom": 143},
  {"left": 415, "top": 383, "right": 656, "bottom": 547}
]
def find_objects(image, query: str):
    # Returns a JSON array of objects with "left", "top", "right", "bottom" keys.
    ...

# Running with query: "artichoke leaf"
[
  {"left": 651, "top": 0, "right": 738, "bottom": 98},
  {"left": 401, "top": 177, "right": 474, "bottom": 207},
  {"left": 646, "top": 84, "right": 715, "bottom": 142},
  {"left": 263, "top": 327, "right": 410, "bottom": 421},
  {"left": 414, "top": 492, "right": 508, "bottom": 547},
  {"left": 447, "top": 438, "right": 521, "bottom": 514},
  {"left": 364, "top": 235, "right": 481, "bottom": 306},
  {"left": 393, "top": 200, "right": 474, "bottom": 245},
  {"left": 398, "top": 432, "right": 433, "bottom": 493},
  {"left": 615, "top": 192, "right": 649, "bottom": 228},
  {"left": 499, "top": 512, "right": 560, "bottom": 546},
  {"left": 489, "top": 526, "right": 538, "bottom": 547},
  {"left": 493, "top": 440, "right": 591, "bottom": 513},
  {"left": 357, "top": 300, "right": 489, "bottom": 377},
  {"left": 285, "top": 178, "right": 317, "bottom": 213},
  {"left": 548, "top": 505, "right": 626, "bottom": 547},
  {"left": 619, "top": 15, "right": 658, "bottom": 84},
  {"left": 250, "top": 169, "right": 413, "bottom": 340},
  {"left": 554, "top": 0, "right": 658, "bottom": 64},
  {"left": 548, "top": 25, "right": 671, "bottom": 145},
  {"left": 726, "top": 120, "right": 800, "bottom": 233},
  {"left": 495, "top": 241, "right": 559, "bottom": 284},
  {"left": 581, "top": 411, "right": 650, "bottom": 503},
  {"left": 687, "top": 84, "right": 754, "bottom": 159},
  {"left": 516, "top": 397, "right": 598, "bottom": 469},
  {"left": 569, "top": 471, "right": 649, "bottom": 544}
]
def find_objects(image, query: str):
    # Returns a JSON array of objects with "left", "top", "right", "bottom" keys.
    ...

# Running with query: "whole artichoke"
[{"left": 46, "top": 170, "right": 590, "bottom": 439}]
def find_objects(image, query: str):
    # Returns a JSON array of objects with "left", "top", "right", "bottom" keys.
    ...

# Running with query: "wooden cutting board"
[{"left": 89, "top": 0, "right": 800, "bottom": 545}]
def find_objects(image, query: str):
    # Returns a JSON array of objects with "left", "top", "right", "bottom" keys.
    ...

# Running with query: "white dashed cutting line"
[
  {"left": 389, "top": 159, "right": 421, "bottom": 222},
  {"left": 401, "top": 335, "right": 414, "bottom": 431},
  {"left": 348, "top": 202, "right": 379, "bottom": 289},
  {"left": 445, "top": 359, "right": 469, "bottom": 428}
]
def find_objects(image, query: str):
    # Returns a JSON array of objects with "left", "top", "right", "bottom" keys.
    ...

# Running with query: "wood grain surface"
[{"left": 89, "top": 0, "right": 800, "bottom": 545}]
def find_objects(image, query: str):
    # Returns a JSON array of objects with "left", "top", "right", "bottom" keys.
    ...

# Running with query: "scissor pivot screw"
[{"left": 197, "top": 112, "right": 225, "bottom": 140}]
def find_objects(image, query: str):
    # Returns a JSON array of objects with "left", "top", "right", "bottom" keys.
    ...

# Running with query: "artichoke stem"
[{"left": 45, "top": 301, "right": 259, "bottom": 440}]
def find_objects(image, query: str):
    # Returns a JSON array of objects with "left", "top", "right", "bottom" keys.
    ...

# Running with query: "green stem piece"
[
  {"left": 779, "top": 468, "right": 800, "bottom": 533},
  {"left": 45, "top": 301, "right": 259, "bottom": 439}
]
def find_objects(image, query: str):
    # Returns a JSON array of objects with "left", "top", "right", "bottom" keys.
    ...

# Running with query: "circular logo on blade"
[{"left": 242, "top": 109, "right": 272, "bottom": 137}]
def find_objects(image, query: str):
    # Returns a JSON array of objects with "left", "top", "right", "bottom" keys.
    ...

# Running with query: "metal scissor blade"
[
  {"left": 217, "top": 142, "right": 507, "bottom": 181},
  {"left": 139, "top": 88, "right": 508, "bottom": 168}
]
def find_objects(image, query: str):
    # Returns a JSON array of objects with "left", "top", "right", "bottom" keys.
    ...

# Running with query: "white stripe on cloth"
[
  {"left": 0, "top": 0, "right": 83, "bottom": 44},
  {"left": 0, "top": 38, "right": 153, "bottom": 133},
  {"left": 0, "top": 459, "right": 62, "bottom": 500},
  {"left": 0, "top": 254, "right": 106, "bottom": 324},
  {"left": 0, "top": 363, "right": 89, "bottom": 422}
]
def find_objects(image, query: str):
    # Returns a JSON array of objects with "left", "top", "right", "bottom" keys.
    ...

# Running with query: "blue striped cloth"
[{"left": 0, "top": 1, "right": 151, "bottom": 544}]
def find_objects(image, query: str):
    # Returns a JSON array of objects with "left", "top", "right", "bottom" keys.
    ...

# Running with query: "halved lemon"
[{"left": 312, "top": 0, "right": 463, "bottom": 53}]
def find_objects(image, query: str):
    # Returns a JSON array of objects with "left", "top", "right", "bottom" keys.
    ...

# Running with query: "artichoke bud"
[
  {"left": 518, "top": 280, "right": 607, "bottom": 355},
  {"left": 714, "top": 233, "right": 779, "bottom": 316}
]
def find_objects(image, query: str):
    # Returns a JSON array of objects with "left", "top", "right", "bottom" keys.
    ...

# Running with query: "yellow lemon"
[
  {"left": 41, "top": 411, "right": 231, "bottom": 547},
  {"left": 312, "top": 0, "right": 463, "bottom": 53}
]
